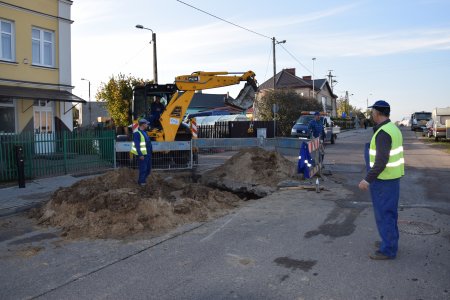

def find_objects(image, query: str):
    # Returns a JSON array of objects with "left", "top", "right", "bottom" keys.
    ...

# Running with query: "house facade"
[
  {"left": 0, "top": 0, "right": 85, "bottom": 137},
  {"left": 257, "top": 68, "right": 337, "bottom": 117}
]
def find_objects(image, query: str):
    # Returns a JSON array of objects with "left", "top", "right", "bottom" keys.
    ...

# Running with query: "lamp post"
[
  {"left": 81, "top": 78, "right": 91, "bottom": 126},
  {"left": 136, "top": 24, "right": 158, "bottom": 84},
  {"left": 272, "top": 37, "right": 286, "bottom": 137},
  {"left": 312, "top": 57, "right": 316, "bottom": 100},
  {"left": 272, "top": 37, "right": 286, "bottom": 90}
]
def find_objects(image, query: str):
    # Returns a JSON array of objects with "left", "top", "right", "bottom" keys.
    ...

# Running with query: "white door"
[{"left": 33, "top": 100, "right": 55, "bottom": 154}]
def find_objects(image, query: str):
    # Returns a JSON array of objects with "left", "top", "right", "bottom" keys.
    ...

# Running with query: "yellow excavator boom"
[{"left": 149, "top": 71, "right": 257, "bottom": 142}]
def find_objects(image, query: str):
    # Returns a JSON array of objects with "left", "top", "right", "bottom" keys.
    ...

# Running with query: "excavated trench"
[{"left": 33, "top": 148, "right": 299, "bottom": 240}]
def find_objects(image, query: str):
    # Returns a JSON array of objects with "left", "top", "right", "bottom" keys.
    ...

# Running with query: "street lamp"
[
  {"left": 272, "top": 37, "right": 286, "bottom": 138},
  {"left": 81, "top": 78, "right": 91, "bottom": 126},
  {"left": 272, "top": 37, "right": 286, "bottom": 90},
  {"left": 366, "top": 93, "right": 373, "bottom": 117},
  {"left": 136, "top": 24, "right": 158, "bottom": 84},
  {"left": 312, "top": 58, "right": 316, "bottom": 100}
]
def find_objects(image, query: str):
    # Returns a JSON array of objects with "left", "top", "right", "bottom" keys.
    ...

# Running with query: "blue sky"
[{"left": 71, "top": 0, "right": 450, "bottom": 122}]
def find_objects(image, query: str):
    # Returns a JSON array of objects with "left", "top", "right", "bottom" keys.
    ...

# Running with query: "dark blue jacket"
[{"left": 308, "top": 119, "right": 324, "bottom": 138}]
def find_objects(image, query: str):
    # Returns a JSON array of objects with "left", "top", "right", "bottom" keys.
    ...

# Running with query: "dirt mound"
[
  {"left": 36, "top": 168, "right": 240, "bottom": 239},
  {"left": 35, "top": 148, "right": 298, "bottom": 239},
  {"left": 201, "top": 148, "right": 298, "bottom": 197}
]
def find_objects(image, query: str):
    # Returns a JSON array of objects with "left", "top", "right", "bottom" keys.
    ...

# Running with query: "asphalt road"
[{"left": 0, "top": 127, "right": 449, "bottom": 300}]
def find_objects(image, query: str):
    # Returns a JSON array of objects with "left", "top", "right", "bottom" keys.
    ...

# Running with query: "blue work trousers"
[
  {"left": 137, "top": 154, "right": 151, "bottom": 184},
  {"left": 369, "top": 178, "right": 400, "bottom": 258}
]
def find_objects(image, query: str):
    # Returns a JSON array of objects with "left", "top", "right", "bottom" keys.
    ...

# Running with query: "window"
[
  {"left": 33, "top": 100, "right": 53, "bottom": 134},
  {"left": 0, "top": 97, "right": 15, "bottom": 133},
  {"left": 0, "top": 19, "right": 14, "bottom": 61},
  {"left": 32, "top": 27, "right": 54, "bottom": 67}
]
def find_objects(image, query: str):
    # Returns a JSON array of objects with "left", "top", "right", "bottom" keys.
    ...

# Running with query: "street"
[{"left": 0, "top": 127, "right": 449, "bottom": 300}]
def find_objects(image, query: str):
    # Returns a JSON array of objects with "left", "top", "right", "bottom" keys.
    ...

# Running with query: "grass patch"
[{"left": 417, "top": 133, "right": 450, "bottom": 154}]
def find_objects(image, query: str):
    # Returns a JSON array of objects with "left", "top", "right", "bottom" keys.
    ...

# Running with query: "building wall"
[
  {"left": 0, "top": 0, "right": 60, "bottom": 84},
  {"left": 0, "top": 0, "right": 75, "bottom": 133}
]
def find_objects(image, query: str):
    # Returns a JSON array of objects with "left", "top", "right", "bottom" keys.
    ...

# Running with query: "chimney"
[
  {"left": 284, "top": 68, "right": 296, "bottom": 76},
  {"left": 303, "top": 75, "right": 312, "bottom": 80}
]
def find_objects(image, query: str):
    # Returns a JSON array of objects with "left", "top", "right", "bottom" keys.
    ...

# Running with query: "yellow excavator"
[
  {"left": 130, "top": 71, "right": 257, "bottom": 167},
  {"left": 133, "top": 70, "right": 257, "bottom": 142}
]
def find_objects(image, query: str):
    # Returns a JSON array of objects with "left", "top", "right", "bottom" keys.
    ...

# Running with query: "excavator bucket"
[{"left": 231, "top": 81, "right": 257, "bottom": 110}]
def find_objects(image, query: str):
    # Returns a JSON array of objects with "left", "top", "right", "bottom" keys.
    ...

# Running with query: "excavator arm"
[{"left": 149, "top": 71, "right": 257, "bottom": 142}]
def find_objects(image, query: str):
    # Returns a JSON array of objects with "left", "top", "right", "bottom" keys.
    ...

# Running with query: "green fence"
[{"left": 0, "top": 130, "right": 116, "bottom": 182}]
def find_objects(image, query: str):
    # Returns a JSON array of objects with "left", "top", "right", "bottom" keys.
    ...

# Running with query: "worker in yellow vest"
[
  {"left": 359, "top": 100, "right": 405, "bottom": 260},
  {"left": 130, "top": 118, "right": 153, "bottom": 186}
]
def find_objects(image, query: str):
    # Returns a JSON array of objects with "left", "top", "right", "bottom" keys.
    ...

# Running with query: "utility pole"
[
  {"left": 272, "top": 37, "right": 276, "bottom": 91},
  {"left": 271, "top": 37, "right": 286, "bottom": 137},
  {"left": 327, "top": 70, "right": 337, "bottom": 93},
  {"left": 327, "top": 70, "right": 337, "bottom": 117},
  {"left": 272, "top": 37, "right": 286, "bottom": 90},
  {"left": 312, "top": 58, "right": 316, "bottom": 100}
]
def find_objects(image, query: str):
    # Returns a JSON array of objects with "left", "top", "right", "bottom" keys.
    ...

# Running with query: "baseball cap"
[
  {"left": 314, "top": 111, "right": 320, "bottom": 116},
  {"left": 368, "top": 100, "right": 390, "bottom": 109},
  {"left": 138, "top": 118, "right": 150, "bottom": 125}
]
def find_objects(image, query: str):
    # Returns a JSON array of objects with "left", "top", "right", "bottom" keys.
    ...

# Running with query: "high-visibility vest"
[
  {"left": 369, "top": 122, "right": 405, "bottom": 179},
  {"left": 130, "top": 131, "right": 147, "bottom": 155}
]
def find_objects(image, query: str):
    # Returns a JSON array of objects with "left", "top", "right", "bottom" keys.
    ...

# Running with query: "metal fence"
[
  {"left": 116, "top": 140, "right": 193, "bottom": 171},
  {"left": 198, "top": 121, "right": 276, "bottom": 138},
  {"left": 0, "top": 130, "right": 115, "bottom": 182},
  {"left": 1, "top": 131, "right": 323, "bottom": 183}
]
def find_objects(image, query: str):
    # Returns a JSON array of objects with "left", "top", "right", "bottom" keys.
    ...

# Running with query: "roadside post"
[{"left": 15, "top": 145, "right": 25, "bottom": 188}]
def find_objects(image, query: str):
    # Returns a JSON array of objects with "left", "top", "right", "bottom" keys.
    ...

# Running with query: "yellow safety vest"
[
  {"left": 369, "top": 122, "right": 405, "bottom": 179},
  {"left": 130, "top": 131, "right": 147, "bottom": 155}
]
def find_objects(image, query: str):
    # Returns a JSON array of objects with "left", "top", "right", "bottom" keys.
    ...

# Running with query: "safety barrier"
[{"left": 297, "top": 137, "right": 323, "bottom": 178}]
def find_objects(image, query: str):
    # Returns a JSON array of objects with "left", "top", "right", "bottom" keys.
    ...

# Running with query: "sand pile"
[
  {"left": 201, "top": 148, "right": 298, "bottom": 197},
  {"left": 36, "top": 168, "right": 240, "bottom": 239}
]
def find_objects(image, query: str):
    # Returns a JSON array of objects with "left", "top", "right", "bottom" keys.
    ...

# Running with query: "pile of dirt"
[
  {"left": 36, "top": 168, "right": 240, "bottom": 239},
  {"left": 201, "top": 147, "right": 298, "bottom": 197},
  {"left": 35, "top": 148, "right": 298, "bottom": 240}
]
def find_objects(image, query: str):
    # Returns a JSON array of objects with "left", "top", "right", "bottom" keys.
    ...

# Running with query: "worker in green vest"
[
  {"left": 130, "top": 118, "right": 152, "bottom": 186},
  {"left": 359, "top": 100, "right": 405, "bottom": 260}
]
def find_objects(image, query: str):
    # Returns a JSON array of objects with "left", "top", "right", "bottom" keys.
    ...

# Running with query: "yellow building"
[{"left": 0, "top": 0, "right": 84, "bottom": 139}]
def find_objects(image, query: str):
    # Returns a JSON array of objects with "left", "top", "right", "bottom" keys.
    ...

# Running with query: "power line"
[
  {"left": 263, "top": 43, "right": 273, "bottom": 82},
  {"left": 279, "top": 44, "right": 312, "bottom": 74},
  {"left": 176, "top": 0, "right": 314, "bottom": 81},
  {"left": 175, "top": 0, "right": 271, "bottom": 40}
]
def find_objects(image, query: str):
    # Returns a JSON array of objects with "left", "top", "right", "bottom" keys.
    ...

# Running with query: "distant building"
[
  {"left": 78, "top": 101, "right": 111, "bottom": 128},
  {"left": 0, "top": 0, "right": 85, "bottom": 135},
  {"left": 257, "top": 68, "right": 337, "bottom": 117}
]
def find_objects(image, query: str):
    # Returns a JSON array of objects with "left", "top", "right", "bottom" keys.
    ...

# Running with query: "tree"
[
  {"left": 96, "top": 73, "right": 147, "bottom": 128},
  {"left": 256, "top": 89, "right": 322, "bottom": 136},
  {"left": 336, "top": 97, "right": 362, "bottom": 118}
]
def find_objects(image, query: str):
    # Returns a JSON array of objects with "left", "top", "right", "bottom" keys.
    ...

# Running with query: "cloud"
[{"left": 283, "top": 28, "right": 450, "bottom": 57}]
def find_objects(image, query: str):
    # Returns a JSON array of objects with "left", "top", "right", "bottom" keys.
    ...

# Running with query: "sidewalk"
[{"left": 0, "top": 175, "right": 95, "bottom": 217}]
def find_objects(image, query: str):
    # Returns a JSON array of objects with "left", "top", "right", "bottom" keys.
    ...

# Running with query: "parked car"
[{"left": 291, "top": 112, "right": 340, "bottom": 144}]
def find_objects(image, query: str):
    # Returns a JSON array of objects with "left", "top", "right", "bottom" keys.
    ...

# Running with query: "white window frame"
[
  {"left": 32, "top": 27, "right": 55, "bottom": 67},
  {"left": 0, "top": 19, "right": 15, "bottom": 61}
]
